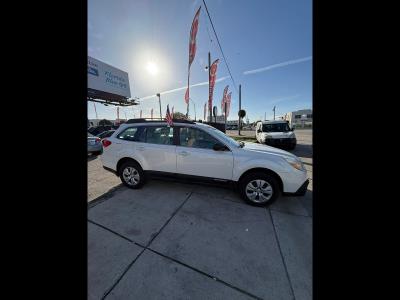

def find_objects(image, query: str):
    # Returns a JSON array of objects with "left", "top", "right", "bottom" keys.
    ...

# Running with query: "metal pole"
[
  {"left": 238, "top": 84, "right": 241, "bottom": 135},
  {"left": 225, "top": 102, "right": 227, "bottom": 131},
  {"left": 273, "top": 106, "right": 276, "bottom": 120},
  {"left": 208, "top": 52, "right": 211, "bottom": 123},
  {"left": 157, "top": 93, "right": 162, "bottom": 119}
]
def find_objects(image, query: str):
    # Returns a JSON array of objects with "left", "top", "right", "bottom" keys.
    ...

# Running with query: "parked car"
[
  {"left": 88, "top": 133, "right": 103, "bottom": 155},
  {"left": 97, "top": 130, "right": 115, "bottom": 139},
  {"left": 255, "top": 120, "right": 296, "bottom": 150},
  {"left": 101, "top": 119, "right": 308, "bottom": 207}
]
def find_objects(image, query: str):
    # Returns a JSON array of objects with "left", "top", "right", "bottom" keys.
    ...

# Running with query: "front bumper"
[
  {"left": 284, "top": 179, "right": 309, "bottom": 196},
  {"left": 264, "top": 138, "right": 296, "bottom": 147}
]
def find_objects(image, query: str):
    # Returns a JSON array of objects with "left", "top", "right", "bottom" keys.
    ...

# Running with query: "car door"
[
  {"left": 133, "top": 125, "right": 177, "bottom": 173},
  {"left": 176, "top": 126, "right": 233, "bottom": 180}
]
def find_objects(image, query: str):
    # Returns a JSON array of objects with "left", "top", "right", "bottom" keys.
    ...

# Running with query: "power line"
[{"left": 202, "top": 0, "right": 239, "bottom": 94}]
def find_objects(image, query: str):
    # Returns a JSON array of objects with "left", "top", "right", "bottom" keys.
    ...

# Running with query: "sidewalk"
[{"left": 88, "top": 179, "right": 312, "bottom": 300}]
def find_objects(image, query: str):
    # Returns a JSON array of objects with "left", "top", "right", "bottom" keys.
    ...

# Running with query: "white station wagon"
[{"left": 101, "top": 119, "right": 309, "bottom": 206}]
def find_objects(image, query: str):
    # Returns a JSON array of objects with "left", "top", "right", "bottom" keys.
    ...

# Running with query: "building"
[{"left": 283, "top": 109, "right": 312, "bottom": 128}]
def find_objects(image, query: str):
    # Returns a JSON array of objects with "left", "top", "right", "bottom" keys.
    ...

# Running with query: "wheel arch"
[
  {"left": 238, "top": 168, "right": 283, "bottom": 192},
  {"left": 116, "top": 157, "right": 142, "bottom": 176}
]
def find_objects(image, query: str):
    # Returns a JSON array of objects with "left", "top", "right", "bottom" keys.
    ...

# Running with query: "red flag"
[
  {"left": 204, "top": 102, "right": 207, "bottom": 121},
  {"left": 208, "top": 59, "right": 219, "bottom": 112},
  {"left": 185, "top": 6, "right": 201, "bottom": 106},
  {"left": 140, "top": 110, "right": 142, "bottom": 118},
  {"left": 185, "top": 87, "right": 189, "bottom": 104},
  {"left": 165, "top": 104, "right": 173, "bottom": 126},
  {"left": 221, "top": 85, "right": 229, "bottom": 112},
  {"left": 226, "top": 92, "right": 232, "bottom": 117},
  {"left": 189, "top": 7, "right": 201, "bottom": 68},
  {"left": 151, "top": 108, "right": 153, "bottom": 119}
]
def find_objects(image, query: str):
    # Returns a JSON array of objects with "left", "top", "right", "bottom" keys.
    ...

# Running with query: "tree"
[
  {"left": 172, "top": 112, "right": 187, "bottom": 120},
  {"left": 99, "top": 119, "right": 112, "bottom": 126}
]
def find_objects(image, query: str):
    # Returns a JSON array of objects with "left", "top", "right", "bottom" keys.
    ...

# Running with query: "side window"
[
  {"left": 179, "top": 127, "right": 220, "bottom": 150},
  {"left": 117, "top": 127, "right": 139, "bottom": 141},
  {"left": 145, "top": 126, "right": 174, "bottom": 145}
]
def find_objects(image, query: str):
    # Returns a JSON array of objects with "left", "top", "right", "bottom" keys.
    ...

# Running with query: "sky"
[{"left": 88, "top": 0, "right": 312, "bottom": 122}]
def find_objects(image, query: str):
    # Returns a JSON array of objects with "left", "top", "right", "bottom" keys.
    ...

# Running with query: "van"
[{"left": 255, "top": 120, "right": 296, "bottom": 150}]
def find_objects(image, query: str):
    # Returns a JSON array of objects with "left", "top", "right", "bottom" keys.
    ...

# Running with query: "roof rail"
[{"left": 126, "top": 118, "right": 195, "bottom": 124}]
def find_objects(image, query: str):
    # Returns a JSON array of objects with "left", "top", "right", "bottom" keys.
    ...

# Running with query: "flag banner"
[
  {"left": 226, "top": 92, "right": 232, "bottom": 117},
  {"left": 208, "top": 59, "right": 219, "bottom": 112},
  {"left": 151, "top": 108, "right": 153, "bottom": 119},
  {"left": 221, "top": 85, "right": 229, "bottom": 112},
  {"left": 189, "top": 7, "right": 201, "bottom": 68},
  {"left": 204, "top": 102, "right": 207, "bottom": 120},
  {"left": 165, "top": 104, "right": 173, "bottom": 126},
  {"left": 185, "top": 6, "right": 201, "bottom": 106}
]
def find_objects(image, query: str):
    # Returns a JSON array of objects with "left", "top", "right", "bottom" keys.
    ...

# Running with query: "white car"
[
  {"left": 255, "top": 120, "right": 296, "bottom": 150},
  {"left": 101, "top": 119, "right": 308, "bottom": 206}
]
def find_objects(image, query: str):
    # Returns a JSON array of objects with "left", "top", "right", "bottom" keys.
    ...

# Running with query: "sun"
[{"left": 146, "top": 61, "right": 159, "bottom": 76}]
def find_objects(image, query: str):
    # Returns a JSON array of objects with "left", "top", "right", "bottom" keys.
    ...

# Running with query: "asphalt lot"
[{"left": 88, "top": 129, "right": 312, "bottom": 299}]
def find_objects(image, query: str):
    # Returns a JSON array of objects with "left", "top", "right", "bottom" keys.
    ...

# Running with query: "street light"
[{"left": 156, "top": 93, "right": 162, "bottom": 119}]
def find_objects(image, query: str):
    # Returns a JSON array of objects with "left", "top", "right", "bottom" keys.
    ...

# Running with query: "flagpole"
[
  {"left": 208, "top": 51, "right": 211, "bottom": 122},
  {"left": 186, "top": 68, "right": 190, "bottom": 118}
]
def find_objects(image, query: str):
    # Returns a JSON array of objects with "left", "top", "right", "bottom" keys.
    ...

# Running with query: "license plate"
[{"left": 89, "top": 140, "right": 96, "bottom": 145}]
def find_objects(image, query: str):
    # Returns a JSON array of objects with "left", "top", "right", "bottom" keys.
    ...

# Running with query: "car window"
[
  {"left": 179, "top": 127, "right": 220, "bottom": 149},
  {"left": 145, "top": 126, "right": 174, "bottom": 145},
  {"left": 117, "top": 127, "right": 139, "bottom": 141},
  {"left": 262, "top": 123, "right": 290, "bottom": 132}
]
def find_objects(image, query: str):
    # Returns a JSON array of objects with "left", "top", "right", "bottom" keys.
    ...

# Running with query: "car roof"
[{"left": 258, "top": 120, "right": 288, "bottom": 124}]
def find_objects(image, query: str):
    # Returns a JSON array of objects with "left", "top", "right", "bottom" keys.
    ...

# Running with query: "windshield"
[
  {"left": 205, "top": 126, "right": 241, "bottom": 148},
  {"left": 262, "top": 123, "right": 290, "bottom": 132}
]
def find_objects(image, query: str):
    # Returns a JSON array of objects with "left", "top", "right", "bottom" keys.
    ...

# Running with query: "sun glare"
[{"left": 146, "top": 61, "right": 159, "bottom": 76}]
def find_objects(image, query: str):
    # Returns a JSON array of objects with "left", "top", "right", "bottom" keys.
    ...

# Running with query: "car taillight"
[
  {"left": 102, "top": 139, "right": 112, "bottom": 147},
  {"left": 95, "top": 137, "right": 101, "bottom": 143}
]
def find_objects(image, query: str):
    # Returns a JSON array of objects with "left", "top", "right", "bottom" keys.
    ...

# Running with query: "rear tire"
[
  {"left": 119, "top": 160, "right": 145, "bottom": 189},
  {"left": 239, "top": 172, "right": 280, "bottom": 207}
]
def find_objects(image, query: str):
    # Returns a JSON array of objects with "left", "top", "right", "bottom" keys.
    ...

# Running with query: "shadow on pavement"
[{"left": 88, "top": 154, "right": 99, "bottom": 162}]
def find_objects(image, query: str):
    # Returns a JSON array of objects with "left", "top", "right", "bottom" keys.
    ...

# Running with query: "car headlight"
[{"left": 284, "top": 156, "right": 305, "bottom": 171}]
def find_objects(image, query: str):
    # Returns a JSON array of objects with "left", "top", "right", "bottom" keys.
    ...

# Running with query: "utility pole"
[
  {"left": 208, "top": 52, "right": 211, "bottom": 123},
  {"left": 93, "top": 102, "right": 98, "bottom": 120},
  {"left": 157, "top": 93, "right": 162, "bottom": 119},
  {"left": 273, "top": 106, "right": 276, "bottom": 120},
  {"left": 238, "top": 84, "right": 241, "bottom": 135}
]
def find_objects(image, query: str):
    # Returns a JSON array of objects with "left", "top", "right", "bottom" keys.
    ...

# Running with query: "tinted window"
[
  {"left": 145, "top": 126, "right": 174, "bottom": 145},
  {"left": 262, "top": 123, "right": 290, "bottom": 132},
  {"left": 179, "top": 127, "right": 219, "bottom": 149},
  {"left": 117, "top": 127, "right": 139, "bottom": 141}
]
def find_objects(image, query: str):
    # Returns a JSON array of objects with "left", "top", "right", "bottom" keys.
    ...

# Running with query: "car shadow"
[{"left": 87, "top": 154, "right": 98, "bottom": 162}]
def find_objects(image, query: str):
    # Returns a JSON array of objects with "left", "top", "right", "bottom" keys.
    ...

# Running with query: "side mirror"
[
  {"left": 257, "top": 129, "right": 262, "bottom": 133},
  {"left": 213, "top": 143, "right": 227, "bottom": 151}
]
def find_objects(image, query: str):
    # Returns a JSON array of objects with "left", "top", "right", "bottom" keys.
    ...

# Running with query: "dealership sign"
[{"left": 88, "top": 56, "right": 131, "bottom": 100}]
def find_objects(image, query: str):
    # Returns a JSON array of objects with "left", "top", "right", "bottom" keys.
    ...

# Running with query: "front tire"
[
  {"left": 239, "top": 172, "right": 280, "bottom": 207},
  {"left": 119, "top": 161, "right": 145, "bottom": 189}
]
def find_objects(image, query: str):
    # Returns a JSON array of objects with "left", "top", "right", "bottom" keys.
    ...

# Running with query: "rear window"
[{"left": 117, "top": 127, "right": 140, "bottom": 141}]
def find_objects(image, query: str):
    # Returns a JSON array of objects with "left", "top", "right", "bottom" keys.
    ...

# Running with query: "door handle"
[
  {"left": 138, "top": 146, "right": 145, "bottom": 151},
  {"left": 178, "top": 151, "right": 189, "bottom": 156}
]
